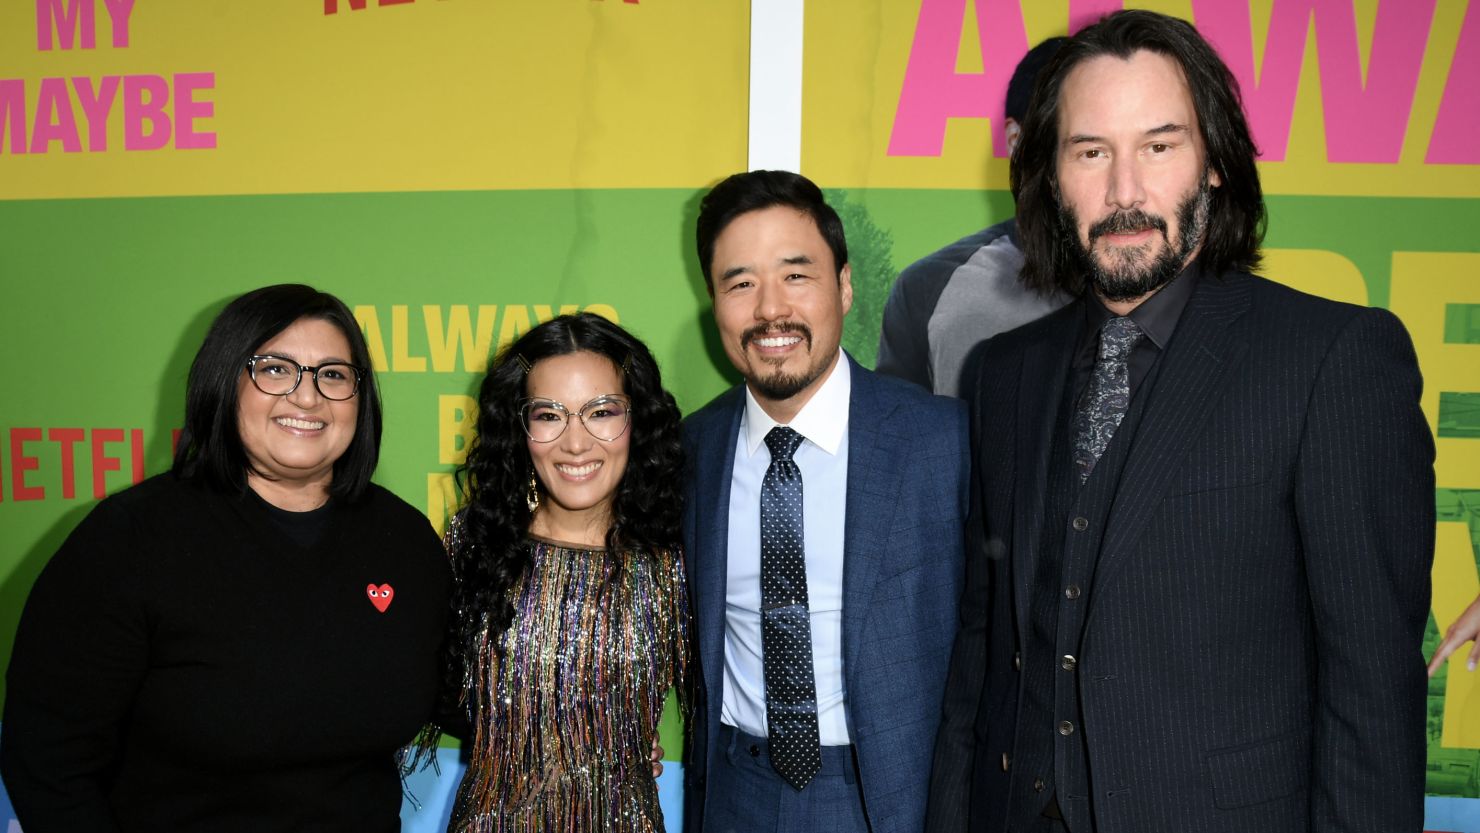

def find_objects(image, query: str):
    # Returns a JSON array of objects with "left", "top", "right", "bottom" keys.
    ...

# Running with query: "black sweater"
[{"left": 1, "top": 474, "right": 451, "bottom": 833}]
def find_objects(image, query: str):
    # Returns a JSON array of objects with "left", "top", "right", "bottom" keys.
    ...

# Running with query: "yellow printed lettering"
[
  {"left": 583, "top": 303, "right": 619, "bottom": 323},
  {"left": 1262, "top": 250, "right": 1368, "bottom": 306},
  {"left": 497, "top": 305, "right": 533, "bottom": 354},
  {"left": 353, "top": 305, "right": 389, "bottom": 373},
  {"left": 439, "top": 394, "right": 477, "bottom": 465},
  {"left": 391, "top": 305, "right": 427, "bottom": 373},
  {"left": 1389, "top": 255, "right": 1480, "bottom": 487},
  {"left": 425, "top": 304, "right": 498, "bottom": 373}
]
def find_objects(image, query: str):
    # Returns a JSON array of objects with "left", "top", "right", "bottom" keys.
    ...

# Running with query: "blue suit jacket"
[{"left": 681, "top": 355, "right": 970, "bottom": 833}]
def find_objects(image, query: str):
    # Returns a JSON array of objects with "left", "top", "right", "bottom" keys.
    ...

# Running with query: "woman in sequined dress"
[{"left": 423, "top": 312, "right": 688, "bottom": 833}]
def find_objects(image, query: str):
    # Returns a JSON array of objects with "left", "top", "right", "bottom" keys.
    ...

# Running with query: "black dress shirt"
[{"left": 1070, "top": 264, "right": 1202, "bottom": 407}]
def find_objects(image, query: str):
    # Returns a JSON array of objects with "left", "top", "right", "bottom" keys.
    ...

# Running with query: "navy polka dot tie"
[
  {"left": 760, "top": 426, "right": 821, "bottom": 791},
  {"left": 1072, "top": 316, "right": 1145, "bottom": 482}
]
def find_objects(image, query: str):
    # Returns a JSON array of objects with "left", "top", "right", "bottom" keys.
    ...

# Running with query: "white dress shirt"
[{"left": 721, "top": 351, "right": 852, "bottom": 745}]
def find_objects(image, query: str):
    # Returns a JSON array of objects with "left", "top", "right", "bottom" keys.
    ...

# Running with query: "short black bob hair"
[
  {"left": 695, "top": 169, "right": 849, "bottom": 292},
  {"left": 172, "top": 284, "right": 382, "bottom": 502},
  {"left": 1011, "top": 10, "right": 1265, "bottom": 296}
]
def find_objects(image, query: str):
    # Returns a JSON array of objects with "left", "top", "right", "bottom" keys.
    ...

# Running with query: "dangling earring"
[{"left": 526, "top": 470, "right": 540, "bottom": 513}]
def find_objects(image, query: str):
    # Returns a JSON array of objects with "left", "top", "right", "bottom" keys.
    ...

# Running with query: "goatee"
[
  {"left": 741, "top": 321, "right": 819, "bottom": 401},
  {"left": 1061, "top": 171, "right": 1213, "bottom": 302}
]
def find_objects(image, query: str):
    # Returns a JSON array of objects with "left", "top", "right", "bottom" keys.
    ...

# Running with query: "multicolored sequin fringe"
[{"left": 450, "top": 538, "right": 689, "bottom": 833}]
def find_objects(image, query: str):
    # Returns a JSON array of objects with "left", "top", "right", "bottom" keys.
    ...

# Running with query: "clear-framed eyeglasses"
[
  {"left": 245, "top": 355, "right": 365, "bottom": 401},
  {"left": 519, "top": 395, "right": 632, "bottom": 443}
]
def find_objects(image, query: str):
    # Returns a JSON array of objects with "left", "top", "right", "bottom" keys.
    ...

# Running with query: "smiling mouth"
[
  {"left": 275, "top": 417, "right": 325, "bottom": 430},
  {"left": 754, "top": 335, "right": 803, "bottom": 348},
  {"left": 556, "top": 461, "right": 602, "bottom": 478},
  {"left": 742, "top": 322, "right": 812, "bottom": 354}
]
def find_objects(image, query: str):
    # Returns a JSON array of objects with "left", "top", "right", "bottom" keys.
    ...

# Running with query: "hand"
[
  {"left": 1429, "top": 594, "right": 1480, "bottom": 677},
  {"left": 651, "top": 736, "right": 665, "bottom": 779}
]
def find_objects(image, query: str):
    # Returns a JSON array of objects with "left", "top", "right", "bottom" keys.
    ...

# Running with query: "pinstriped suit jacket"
[
  {"left": 927, "top": 272, "right": 1434, "bottom": 833},
  {"left": 682, "top": 355, "right": 970, "bottom": 833}
]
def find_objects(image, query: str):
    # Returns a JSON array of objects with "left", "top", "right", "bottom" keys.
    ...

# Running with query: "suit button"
[
  {"left": 1071, "top": 516, "right": 1088, "bottom": 531},
  {"left": 1001, "top": 752, "right": 1011, "bottom": 772},
  {"left": 1058, "top": 720, "right": 1075, "bottom": 736},
  {"left": 1064, "top": 584, "right": 1081, "bottom": 600},
  {"left": 1061, "top": 654, "right": 1077, "bottom": 671},
  {"left": 748, "top": 744, "right": 760, "bottom": 757},
  {"left": 1033, "top": 777, "right": 1046, "bottom": 792},
  {"left": 1013, "top": 651, "right": 1022, "bottom": 671}
]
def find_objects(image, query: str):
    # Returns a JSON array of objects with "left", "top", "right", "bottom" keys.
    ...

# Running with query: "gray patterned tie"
[
  {"left": 1072, "top": 316, "right": 1145, "bottom": 482},
  {"left": 760, "top": 426, "right": 821, "bottom": 790}
]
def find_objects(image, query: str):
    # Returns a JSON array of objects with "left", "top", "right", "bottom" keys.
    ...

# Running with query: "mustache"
[
  {"left": 1089, "top": 209, "right": 1168, "bottom": 242},
  {"left": 741, "top": 321, "right": 813, "bottom": 351}
]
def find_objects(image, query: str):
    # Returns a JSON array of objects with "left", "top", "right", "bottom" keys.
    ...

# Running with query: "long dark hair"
[
  {"left": 172, "top": 283, "right": 381, "bottom": 502},
  {"left": 438, "top": 312, "right": 684, "bottom": 716},
  {"left": 1011, "top": 9, "right": 1266, "bottom": 295}
]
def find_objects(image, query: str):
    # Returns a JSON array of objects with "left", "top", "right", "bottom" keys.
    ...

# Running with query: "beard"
[
  {"left": 740, "top": 321, "right": 821, "bottom": 401},
  {"left": 1061, "top": 171, "right": 1213, "bottom": 302}
]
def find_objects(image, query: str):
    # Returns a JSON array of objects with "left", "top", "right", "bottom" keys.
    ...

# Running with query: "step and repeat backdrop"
[{"left": 0, "top": 1, "right": 1477, "bottom": 831}]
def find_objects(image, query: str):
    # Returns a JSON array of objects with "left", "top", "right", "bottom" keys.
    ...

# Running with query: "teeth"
[
  {"left": 275, "top": 417, "right": 325, "bottom": 430},
  {"left": 557, "top": 462, "right": 601, "bottom": 477},
  {"left": 756, "top": 336, "right": 801, "bottom": 348}
]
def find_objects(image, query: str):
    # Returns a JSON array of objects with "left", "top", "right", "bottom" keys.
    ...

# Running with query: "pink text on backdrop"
[
  {"left": 36, "top": 0, "right": 135, "bottom": 50},
  {"left": 0, "top": 74, "right": 216, "bottom": 153},
  {"left": 889, "top": 0, "right": 1119, "bottom": 159},
  {"left": 1428, "top": 1, "right": 1480, "bottom": 164},
  {"left": 889, "top": 0, "right": 1477, "bottom": 165}
]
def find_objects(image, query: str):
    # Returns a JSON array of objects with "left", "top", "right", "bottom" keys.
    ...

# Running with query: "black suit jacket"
[{"left": 927, "top": 272, "right": 1434, "bottom": 832}]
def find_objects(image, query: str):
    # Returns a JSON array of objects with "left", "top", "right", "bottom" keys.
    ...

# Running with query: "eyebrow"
[
  {"left": 1146, "top": 122, "right": 1191, "bottom": 137},
  {"left": 260, "top": 351, "right": 353, "bottom": 365},
  {"left": 1063, "top": 123, "right": 1191, "bottom": 146},
  {"left": 719, "top": 253, "right": 817, "bottom": 282}
]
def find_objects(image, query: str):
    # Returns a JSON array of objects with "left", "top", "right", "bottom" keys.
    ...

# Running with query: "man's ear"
[{"left": 839, "top": 264, "right": 853, "bottom": 316}]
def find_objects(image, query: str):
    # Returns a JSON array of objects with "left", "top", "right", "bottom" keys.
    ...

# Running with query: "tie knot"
[
  {"left": 765, "top": 426, "right": 804, "bottom": 461},
  {"left": 1098, "top": 316, "right": 1144, "bottom": 361}
]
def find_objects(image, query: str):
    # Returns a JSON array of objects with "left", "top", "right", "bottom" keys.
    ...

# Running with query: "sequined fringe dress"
[{"left": 447, "top": 530, "right": 689, "bottom": 833}]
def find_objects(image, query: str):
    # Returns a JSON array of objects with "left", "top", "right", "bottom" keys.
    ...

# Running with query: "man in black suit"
[{"left": 927, "top": 10, "right": 1434, "bottom": 833}]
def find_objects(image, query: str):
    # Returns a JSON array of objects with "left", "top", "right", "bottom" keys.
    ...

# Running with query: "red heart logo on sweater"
[{"left": 366, "top": 583, "right": 394, "bottom": 613}]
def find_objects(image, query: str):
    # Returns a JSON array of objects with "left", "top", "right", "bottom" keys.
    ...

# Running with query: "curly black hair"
[{"left": 436, "top": 312, "right": 685, "bottom": 725}]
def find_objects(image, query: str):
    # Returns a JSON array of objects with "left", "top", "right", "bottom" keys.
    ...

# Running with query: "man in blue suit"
[{"left": 682, "top": 170, "right": 969, "bottom": 832}]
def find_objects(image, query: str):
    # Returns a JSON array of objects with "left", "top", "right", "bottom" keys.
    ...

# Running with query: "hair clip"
[
  {"left": 621, "top": 353, "right": 634, "bottom": 373},
  {"left": 515, "top": 354, "right": 532, "bottom": 373}
]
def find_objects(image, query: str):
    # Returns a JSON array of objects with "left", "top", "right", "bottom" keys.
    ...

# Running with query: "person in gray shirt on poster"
[{"left": 876, "top": 37, "right": 1070, "bottom": 397}]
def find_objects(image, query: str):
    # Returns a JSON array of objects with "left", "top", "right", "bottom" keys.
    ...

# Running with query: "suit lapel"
[
  {"left": 1087, "top": 273, "right": 1253, "bottom": 618},
  {"left": 1012, "top": 305, "right": 1080, "bottom": 631},
  {"left": 694, "top": 389, "right": 743, "bottom": 711},
  {"left": 841, "top": 360, "right": 903, "bottom": 681}
]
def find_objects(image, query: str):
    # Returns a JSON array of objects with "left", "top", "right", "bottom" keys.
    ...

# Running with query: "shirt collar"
[
  {"left": 1084, "top": 260, "right": 1202, "bottom": 349},
  {"left": 741, "top": 350, "right": 851, "bottom": 457}
]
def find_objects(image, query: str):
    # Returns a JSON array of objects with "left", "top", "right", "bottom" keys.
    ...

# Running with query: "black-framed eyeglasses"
[
  {"left": 519, "top": 395, "right": 632, "bottom": 443},
  {"left": 245, "top": 355, "right": 365, "bottom": 401}
]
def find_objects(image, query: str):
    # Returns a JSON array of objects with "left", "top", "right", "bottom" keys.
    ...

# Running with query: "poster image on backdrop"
[{"left": 1, "top": 1, "right": 1478, "bottom": 831}]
